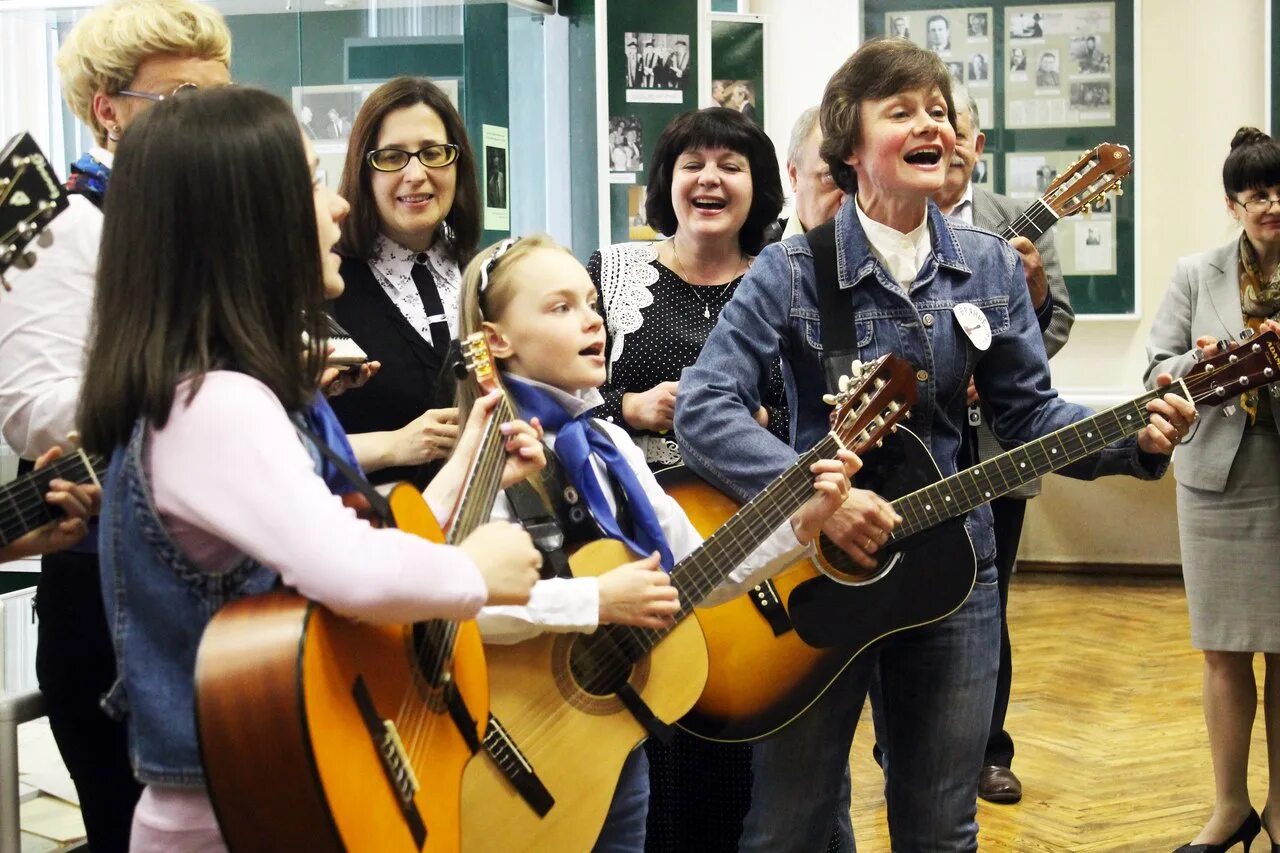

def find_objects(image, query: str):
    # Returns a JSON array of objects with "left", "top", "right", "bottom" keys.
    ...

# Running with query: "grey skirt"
[{"left": 1177, "top": 428, "right": 1280, "bottom": 652}]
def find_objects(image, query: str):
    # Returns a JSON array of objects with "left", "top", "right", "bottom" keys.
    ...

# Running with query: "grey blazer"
[
  {"left": 970, "top": 186, "right": 1075, "bottom": 498},
  {"left": 1144, "top": 239, "right": 1279, "bottom": 492}
]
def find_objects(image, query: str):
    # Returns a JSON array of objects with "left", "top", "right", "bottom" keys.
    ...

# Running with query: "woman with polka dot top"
[
  {"left": 589, "top": 107, "right": 789, "bottom": 470},
  {"left": 587, "top": 106, "right": 786, "bottom": 852}
]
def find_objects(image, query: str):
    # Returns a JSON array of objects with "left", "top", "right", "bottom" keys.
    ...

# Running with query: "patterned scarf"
[
  {"left": 66, "top": 151, "right": 111, "bottom": 207},
  {"left": 1236, "top": 235, "right": 1280, "bottom": 422}
]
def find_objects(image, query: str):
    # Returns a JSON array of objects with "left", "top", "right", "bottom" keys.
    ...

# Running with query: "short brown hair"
[
  {"left": 819, "top": 38, "right": 956, "bottom": 196},
  {"left": 336, "top": 77, "right": 480, "bottom": 266}
]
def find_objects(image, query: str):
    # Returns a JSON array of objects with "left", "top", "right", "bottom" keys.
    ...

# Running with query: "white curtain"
[{"left": 0, "top": 10, "right": 56, "bottom": 155}]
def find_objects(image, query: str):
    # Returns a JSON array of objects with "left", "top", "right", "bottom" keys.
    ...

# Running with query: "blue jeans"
[
  {"left": 593, "top": 745, "right": 650, "bottom": 852},
  {"left": 740, "top": 567, "right": 1001, "bottom": 853}
]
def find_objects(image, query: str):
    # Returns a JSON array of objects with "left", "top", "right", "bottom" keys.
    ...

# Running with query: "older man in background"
[{"left": 778, "top": 106, "right": 846, "bottom": 240}]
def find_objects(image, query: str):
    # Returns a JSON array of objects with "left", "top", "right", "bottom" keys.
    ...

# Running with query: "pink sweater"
[{"left": 130, "top": 371, "right": 487, "bottom": 852}]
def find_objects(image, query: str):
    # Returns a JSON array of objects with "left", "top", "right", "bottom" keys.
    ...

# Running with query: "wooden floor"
[{"left": 845, "top": 573, "right": 1275, "bottom": 852}]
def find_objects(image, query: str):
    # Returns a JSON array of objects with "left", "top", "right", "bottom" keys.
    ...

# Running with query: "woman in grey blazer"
[{"left": 1146, "top": 127, "right": 1280, "bottom": 853}]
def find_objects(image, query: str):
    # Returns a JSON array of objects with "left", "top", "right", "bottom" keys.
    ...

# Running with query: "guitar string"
[
  {"left": 0, "top": 453, "right": 99, "bottom": 544},
  {"left": 399, "top": 401, "right": 511, "bottom": 771}
]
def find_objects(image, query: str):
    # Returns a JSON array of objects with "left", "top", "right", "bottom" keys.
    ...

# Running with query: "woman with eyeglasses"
[
  {"left": 0, "top": 2, "right": 230, "bottom": 848},
  {"left": 329, "top": 76, "right": 480, "bottom": 489},
  {"left": 1147, "top": 127, "right": 1280, "bottom": 853}
]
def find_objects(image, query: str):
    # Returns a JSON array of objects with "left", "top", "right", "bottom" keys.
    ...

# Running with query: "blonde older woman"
[{"left": 0, "top": 2, "right": 230, "bottom": 848}]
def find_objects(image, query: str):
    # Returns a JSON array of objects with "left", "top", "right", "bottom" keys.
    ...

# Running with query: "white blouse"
[{"left": 368, "top": 234, "right": 462, "bottom": 341}]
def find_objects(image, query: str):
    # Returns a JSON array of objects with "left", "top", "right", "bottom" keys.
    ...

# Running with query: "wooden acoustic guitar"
[
  {"left": 457, "top": 354, "right": 916, "bottom": 853},
  {"left": 678, "top": 331, "right": 1280, "bottom": 743},
  {"left": 0, "top": 132, "right": 69, "bottom": 287},
  {"left": 675, "top": 140, "right": 1134, "bottom": 744},
  {"left": 195, "top": 334, "right": 509, "bottom": 853}
]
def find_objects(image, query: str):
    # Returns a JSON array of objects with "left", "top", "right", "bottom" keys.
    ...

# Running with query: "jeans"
[
  {"left": 593, "top": 745, "right": 650, "bottom": 852},
  {"left": 985, "top": 497, "right": 1028, "bottom": 768},
  {"left": 740, "top": 565, "right": 1001, "bottom": 853}
]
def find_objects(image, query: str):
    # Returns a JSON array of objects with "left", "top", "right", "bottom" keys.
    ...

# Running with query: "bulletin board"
[{"left": 866, "top": 0, "right": 1137, "bottom": 316}]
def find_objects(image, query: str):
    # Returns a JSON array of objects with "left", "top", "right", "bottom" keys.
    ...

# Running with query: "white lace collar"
[{"left": 596, "top": 242, "right": 660, "bottom": 369}]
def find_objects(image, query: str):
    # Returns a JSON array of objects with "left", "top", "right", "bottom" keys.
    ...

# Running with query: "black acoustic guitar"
[
  {"left": 787, "top": 330, "right": 1280, "bottom": 649},
  {"left": 0, "top": 132, "right": 69, "bottom": 286}
]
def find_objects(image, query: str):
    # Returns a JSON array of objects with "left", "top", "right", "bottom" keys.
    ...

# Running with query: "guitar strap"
[{"left": 805, "top": 220, "right": 861, "bottom": 396}]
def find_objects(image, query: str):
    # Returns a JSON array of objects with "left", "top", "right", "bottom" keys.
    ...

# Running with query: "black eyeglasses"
[
  {"left": 117, "top": 82, "right": 201, "bottom": 102},
  {"left": 1235, "top": 196, "right": 1280, "bottom": 214},
  {"left": 366, "top": 144, "right": 461, "bottom": 172}
]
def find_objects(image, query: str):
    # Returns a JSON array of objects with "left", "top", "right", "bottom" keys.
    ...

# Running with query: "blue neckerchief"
[
  {"left": 67, "top": 152, "right": 110, "bottom": 206},
  {"left": 299, "top": 393, "right": 363, "bottom": 495},
  {"left": 505, "top": 378, "right": 674, "bottom": 572}
]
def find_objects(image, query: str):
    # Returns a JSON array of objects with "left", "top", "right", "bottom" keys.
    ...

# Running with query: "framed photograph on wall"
[{"left": 292, "top": 84, "right": 374, "bottom": 151}]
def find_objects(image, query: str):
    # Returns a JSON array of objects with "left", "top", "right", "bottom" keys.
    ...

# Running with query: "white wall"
[
  {"left": 747, "top": 0, "right": 860, "bottom": 206},
  {"left": 746, "top": 0, "right": 1268, "bottom": 565}
]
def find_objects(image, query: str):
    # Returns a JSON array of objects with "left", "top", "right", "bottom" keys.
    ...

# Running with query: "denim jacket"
[
  {"left": 98, "top": 420, "right": 281, "bottom": 785},
  {"left": 675, "top": 198, "right": 1163, "bottom": 566}
]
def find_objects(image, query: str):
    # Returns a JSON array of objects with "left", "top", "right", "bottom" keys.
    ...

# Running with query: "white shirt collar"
[
  {"left": 504, "top": 374, "right": 605, "bottom": 422},
  {"left": 945, "top": 182, "right": 975, "bottom": 225},
  {"left": 854, "top": 196, "right": 931, "bottom": 286}
]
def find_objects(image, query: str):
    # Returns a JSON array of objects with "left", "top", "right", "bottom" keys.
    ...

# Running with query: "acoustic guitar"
[
  {"left": 457, "top": 354, "right": 916, "bottom": 853},
  {"left": 0, "top": 132, "right": 69, "bottom": 286},
  {"left": 675, "top": 140, "right": 1134, "bottom": 744},
  {"left": 195, "top": 334, "right": 508, "bottom": 853},
  {"left": 678, "top": 331, "right": 1280, "bottom": 743}
]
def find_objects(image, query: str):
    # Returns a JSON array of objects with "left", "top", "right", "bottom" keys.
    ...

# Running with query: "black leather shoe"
[
  {"left": 977, "top": 765, "right": 1022, "bottom": 804},
  {"left": 1173, "top": 809, "right": 1261, "bottom": 852}
]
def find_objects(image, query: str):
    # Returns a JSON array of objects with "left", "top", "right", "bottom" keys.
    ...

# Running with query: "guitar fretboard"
[
  {"left": 601, "top": 434, "right": 843, "bottom": 658},
  {"left": 0, "top": 451, "right": 101, "bottom": 547},
  {"left": 1000, "top": 197, "right": 1059, "bottom": 244},
  {"left": 891, "top": 387, "right": 1174, "bottom": 539}
]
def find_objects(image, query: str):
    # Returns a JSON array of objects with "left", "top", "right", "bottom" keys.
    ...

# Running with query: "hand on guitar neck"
[
  {"left": 0, "top": 444, "right": 100, "bottom": 562},
  {"left": 1007, "top": 236, "right": 1048, "bottom": 310},
  {"left": 1140, "top": 373, "right": 1200, "bottom": 455}
]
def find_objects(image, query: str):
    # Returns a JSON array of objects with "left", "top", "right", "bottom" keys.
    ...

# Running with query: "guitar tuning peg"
[
  {"left": 849, "top": 359, "right": 863, "bottom": 376},
  {"left": 837, "top": 375, "right": 850, "bottom": 393},
  {"left": 874, "top": 439, "right": 883, "bottom": 448},
  {"left": 10, "top": 251, "right": 35, "bottom": 272},
  {"left": 821, "top": 393, "right": 838, "bottom": 406},
  {"left": 1083, "top": 207, "right": 1092, "bottom": 219},
  {"left": 1115, "top": 188, "right": 1124, "bottom": 197},
  {"left": 36, "top": 231, "right": 53, "bottom": 249}
]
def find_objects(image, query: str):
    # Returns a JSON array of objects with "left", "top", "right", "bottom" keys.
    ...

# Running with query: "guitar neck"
[
  {"left": 999, "top": 197, "right": 1060, "bottom": 244},
  {"left": 0, "top": 450, "right": 102, "bottom": 547},
  {"left": 446, "top": 396, "right": 516, "bottom": 544},
  {"left": 890, "top": 385, "right": 1180, "bottom": 539},
  {"left": 615, "top": 434, "right": 844, "bottom": 654}
]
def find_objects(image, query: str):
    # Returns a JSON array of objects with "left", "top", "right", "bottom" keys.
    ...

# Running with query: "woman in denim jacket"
[{"left": 675, "top": 38, "right": 1195, "bottom": 853}]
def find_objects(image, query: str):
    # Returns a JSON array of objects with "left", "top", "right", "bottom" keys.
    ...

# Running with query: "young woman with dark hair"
[
  {"left": 585, "top": 106, "right": 788, "bottom": 850},
  {"left": 328, "top": 76, "right": 484, "bottom": 489},
  {"left": 1147, "top": 127, "right": 1280, "bottom": 853},
  {"left": 76, "top": 86, "right": 541, "bottom": 851}
]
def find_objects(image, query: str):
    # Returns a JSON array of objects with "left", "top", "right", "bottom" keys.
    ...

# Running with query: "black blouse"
[{"left": 588, "top": 245, "right": 789, "bottom": 469}]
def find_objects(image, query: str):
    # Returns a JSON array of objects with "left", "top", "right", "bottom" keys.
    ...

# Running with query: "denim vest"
[
  {"left": 98, "top": 420, "right": 285, "bottom": 785},
  {"left": 677, "top": 198, "right": 1162, "bottom": 567}
]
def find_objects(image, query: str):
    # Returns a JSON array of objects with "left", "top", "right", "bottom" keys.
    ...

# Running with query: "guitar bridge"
[
  {"left": 483, "top": 713, "right": 554, "bottom": 817},
  {"left": 352, "top": 675, "right": 427, "bottom": 848}
]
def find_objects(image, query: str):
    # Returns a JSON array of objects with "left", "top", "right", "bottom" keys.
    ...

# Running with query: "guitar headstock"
[
  {"left": 1042, "top": 142, "right": 1132, "bottom": 219},
  {"left": 823, "top": 354, "right": 918, "bottom": 453},
  {"left": 1183, "top": 329, "right": 1280, "bottom": 407},
  {"left": 462, "top": 332, "right": 500, "bottom": 395},
  {"left": 0, "top": 133, "right": 69, "bottom": 286}
]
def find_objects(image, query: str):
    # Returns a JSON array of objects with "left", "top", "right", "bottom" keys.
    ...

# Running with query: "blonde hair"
[
  {"left": 57, "top": 0, "right": 231, "bottom": 145},
  {"left": 454, "top": 233, "right": 575, "bottom": 425}
]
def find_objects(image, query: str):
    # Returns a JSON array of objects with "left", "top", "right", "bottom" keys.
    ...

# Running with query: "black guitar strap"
[{"left": 805, "top": 221, "right": 861, "bottom": 396}]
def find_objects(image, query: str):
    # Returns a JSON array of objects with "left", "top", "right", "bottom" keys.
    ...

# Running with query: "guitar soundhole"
[
  {"left": 815, "top": 536, "right": 886, "bottom": 584},
  {"left": 409, "top": 621, "right": 456, "bottom": 690},
  {"left": 568, "top": 632, "right": 637, "bottom": 697}
]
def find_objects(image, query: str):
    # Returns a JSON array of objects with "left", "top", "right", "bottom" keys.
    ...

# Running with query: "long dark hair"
[
  {"left": 77, "top": 86, "right": 327, "bottom": 454},
  {"left": 644, "top": 107, "right": 784, "bottom": 255},
  {"left": 336, "top": 76, "right": 481, "bottom": 266}
]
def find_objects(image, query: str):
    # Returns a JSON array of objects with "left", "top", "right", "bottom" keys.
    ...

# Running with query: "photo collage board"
[
  {"left": 866, "top": 0, "right": 1136, "bottom": 316},
  {"left": 606, "top": 0, "right": 699, "bottom": 245}
]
